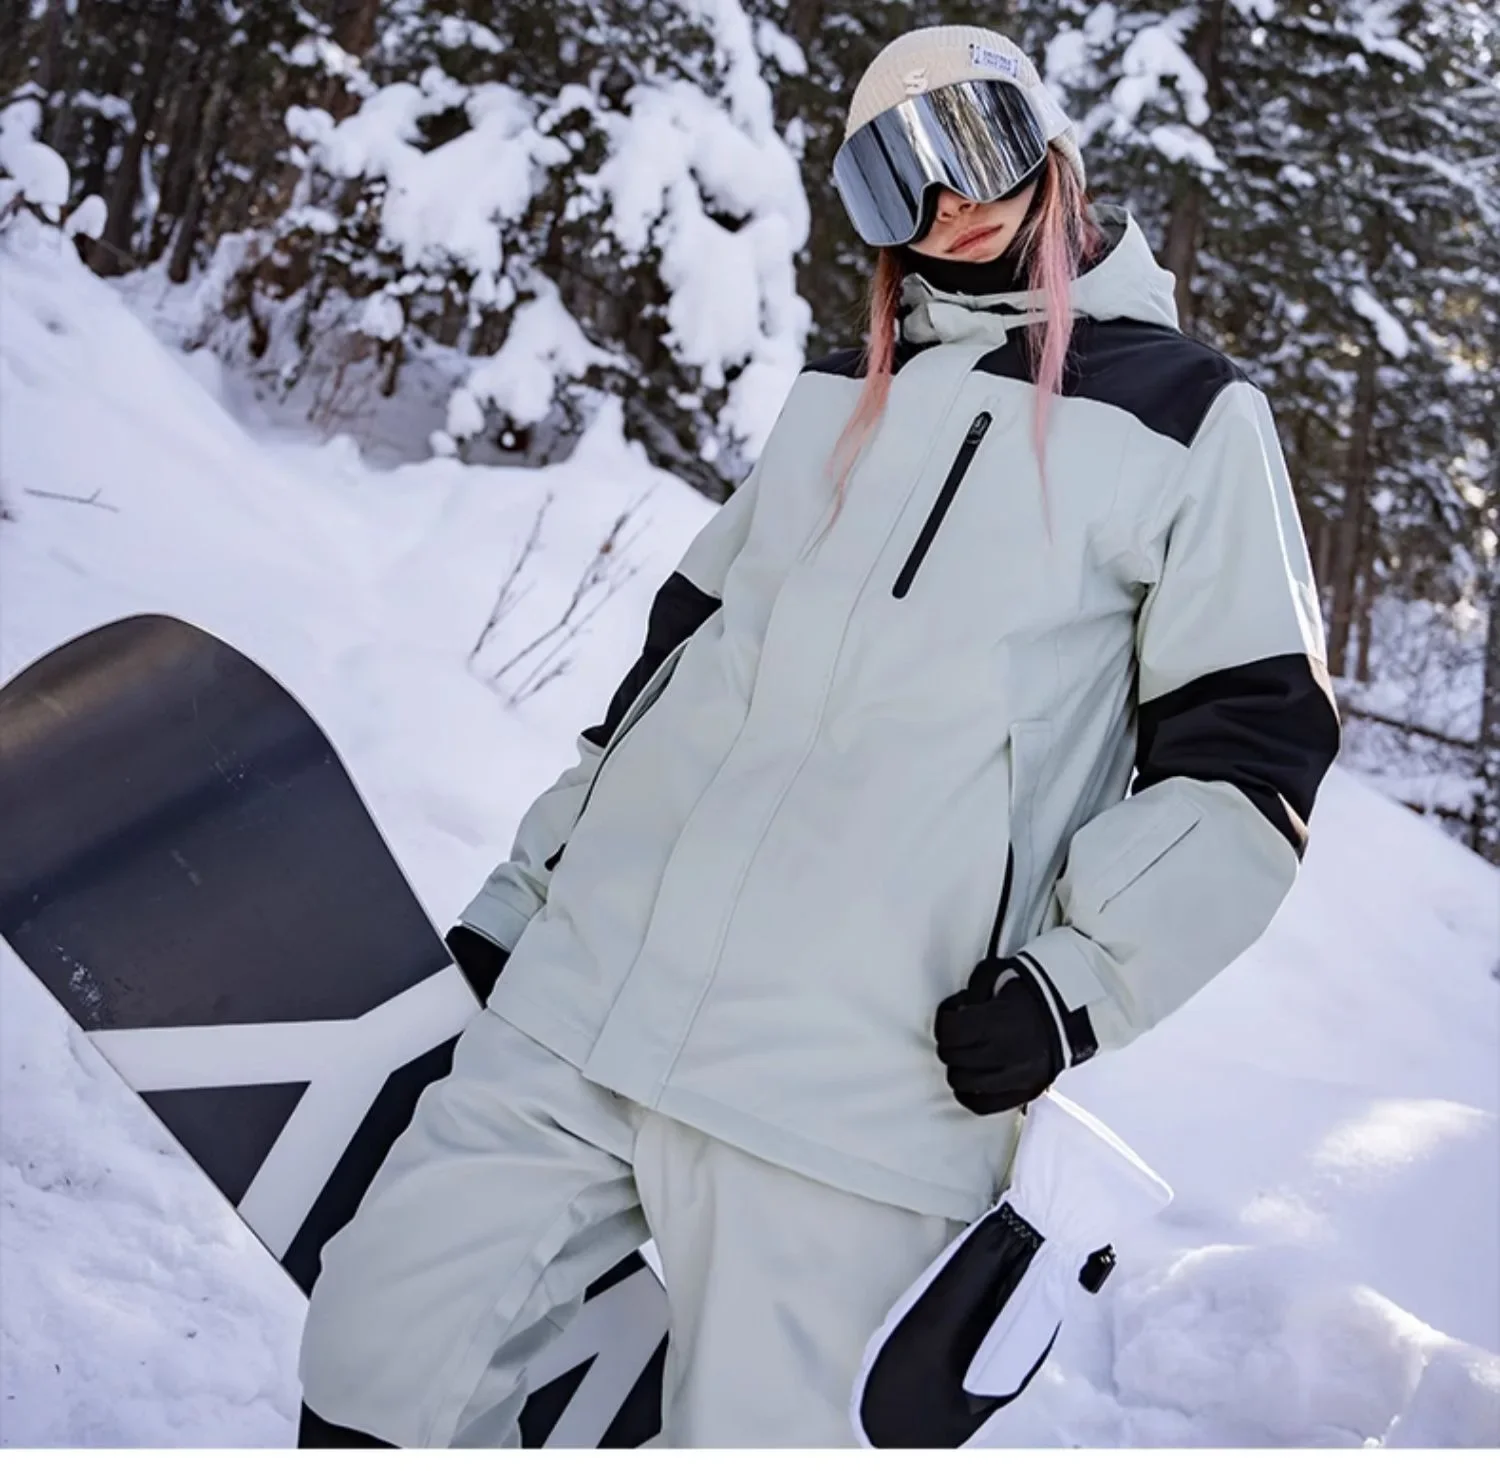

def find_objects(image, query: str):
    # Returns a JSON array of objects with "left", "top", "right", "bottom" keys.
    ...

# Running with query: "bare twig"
[
  {"left": 508, "top": 656, "right": 575, "bottom": 706},
  {"left": 1340, "top": 701, "right": 1479, "bottom": 751},
  {"left": 469, "top": 486, "right": 655, "bottom": 708},
  {"left": 469, "top": 493, "right": 553, "bottom": 663},
  {"left": 504, "top": 555, "right": 644, "bottom": 707},
  {"left": 488, "top": 491, "right": 652, "bottom": 706},
  {"left": 24, "top": 487, "right": 120, "bottom": 512}
]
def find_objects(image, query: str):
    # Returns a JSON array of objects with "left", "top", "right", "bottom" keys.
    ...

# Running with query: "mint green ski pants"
[{"left": 298, "top": 1009, "right": 959, "bottom": 1447}]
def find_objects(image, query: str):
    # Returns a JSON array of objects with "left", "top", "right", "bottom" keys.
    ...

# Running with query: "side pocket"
[
  {"left": 1089, "top": 788, "right": 1202, "bottom": 912},
  {"left": 992, "top": 719, "right": 1053, "bottom": 957}
]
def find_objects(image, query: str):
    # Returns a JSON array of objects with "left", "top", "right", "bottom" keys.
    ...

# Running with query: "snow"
[
  {"left": 1146, "top": 123, "right": 1223, "bottom": 173},
  {"left": 461, "top": 280, "right": 619, "bottom": 431},
  {"left": 358, "top": 292, "right": 404, "bottom": 343},
  {"left": 303, "top": 80, "right": 567, "bottom": 280},
  {"left": 755, "top": 18, "right": 808, "bottom": 77},
  {"left": 262, "top": 4, "right": 812, "bottom": 475},
  {"left": 62, "top": 195, "right": 106, "bottom": 241},
  {"left": 1353, "top": 0, "right": 1427, "bottom": 73},
  {"left": 0, "top": 100, "right": 70, "bottom": 221},
  {"left": 2, "top": 212, "right": 1499, "bottom": 1449},
  {"left": 436, "top": 16, "right": 503, "bottom": 55},
  {"left": 578, "top": 75, "right": 809, "bottom": 450},
  {"left": 68, "top": 90, "right": 135, "bottom": 127},
  {"left": 444, "top": 385, "right": 485, "bottom": 442},
  {"left": 1112, "top": 19, "right": 1211, "bottom": 129},
  {"left": 1350, "top": 285, "right": 1412, "bottom": 359}
]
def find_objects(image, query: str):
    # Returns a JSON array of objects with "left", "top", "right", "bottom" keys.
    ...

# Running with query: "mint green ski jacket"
[{"left": 458, "top": 207, "right": 1340, "bottom": 1222}]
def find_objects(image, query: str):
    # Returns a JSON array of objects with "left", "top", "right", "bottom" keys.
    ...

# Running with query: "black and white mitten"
[{"left": 851, "top": 1092, "right": 1172, "bottom": 1448}]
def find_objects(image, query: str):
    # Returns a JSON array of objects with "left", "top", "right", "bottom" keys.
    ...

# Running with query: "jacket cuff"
[
  {"left": 457, "top": 887, "right": 535, "bottom": 957},
  {"left": 1016, "top": 927, "right": 1134, "bottom": 1055}
]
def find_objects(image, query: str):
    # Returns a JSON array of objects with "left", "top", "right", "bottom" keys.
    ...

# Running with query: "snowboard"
[{"left": 0, "top": 614, "right": 669, "bottom": 1448}]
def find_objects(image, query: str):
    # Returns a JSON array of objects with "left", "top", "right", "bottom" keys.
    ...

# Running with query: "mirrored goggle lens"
[{"left": 833, "top": 80, "right": 1050, "bottom": 247}]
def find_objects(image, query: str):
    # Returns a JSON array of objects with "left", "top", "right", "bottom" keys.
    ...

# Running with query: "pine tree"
[{"left": 213, "top": 0, "right": 810, "bottom": 497}]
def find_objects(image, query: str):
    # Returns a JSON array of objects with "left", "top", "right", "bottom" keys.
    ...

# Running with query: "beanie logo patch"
[
  {"left": 969, "top": 44, "right": 1022, "bottom": 79},
  {"left": 902, "top": 67, "right": 929, "bottom": 96}
]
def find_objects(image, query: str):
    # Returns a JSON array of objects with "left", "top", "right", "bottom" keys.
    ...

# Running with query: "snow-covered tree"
[{"left": 211, "top": 0, "right": 809, "bottom": 497}]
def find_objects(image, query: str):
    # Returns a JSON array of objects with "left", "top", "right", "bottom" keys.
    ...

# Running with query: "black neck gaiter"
[
  {"left": 898, "top": 177, "right": 1048, "bottom": 296},
  {"left": 897, "top": 244, "right": 1030, "bottom": 296}
]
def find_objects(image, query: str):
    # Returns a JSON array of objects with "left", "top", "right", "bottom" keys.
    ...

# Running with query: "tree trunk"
[
  {"left": 1354, "top": 560, "right": 1375, "bottom": 684},
  {"left": 36, "top": 0, "right": 69, "bottom": 97},
  {"left": 1161, "top": 0, "right": 1228, "bottom": 329},
  {"left": 76, "top": 0, "right": 143, "bottom": 201},
  {"left": 167, "top": 73, "right": 231, "bottom": 284},
  {"left": 322, "top": 0, "right": 381, "bottom": 119},
  {"left": 93, "top": 0, "right": 181, "bottom": 276},
  {"left": 1162, "top": 182, "right": 1202, "bottom": 331},
  {"left": 155, "top": 65, "right": 212, "bottom": 251},
  {"left": 40, "top": 0, "right": 87, "bottom": 161},
  {"left": 784, "top": 0, "right": 826, "bottom": 51},
  {"left": 0, "top": 1, "right": 29, "bottom": 95},
  {"left": 1327, "top": 333, "right": 1379, "bottom": 677},
  {"left": 1311, "top": 508, "right": 1333, "bottom": 591},
  {"left": 331, "top": 0, "right": 380, "bottom": 57},
  {"left": 1478, "top": 449, "right": 1500, "bottom": 865}
]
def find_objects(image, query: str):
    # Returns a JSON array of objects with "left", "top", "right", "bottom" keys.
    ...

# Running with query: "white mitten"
[
  {"left": 851, "top": 1090, "right": 1171, "bottom": 1449},
  {"left": 961, "top": 1090, "right": 1171, "bottom": 1399}
]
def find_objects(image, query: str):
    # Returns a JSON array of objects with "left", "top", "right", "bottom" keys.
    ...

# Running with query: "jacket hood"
[{"left": 899, "top": 204, "right": 1180, "bottom": 348}]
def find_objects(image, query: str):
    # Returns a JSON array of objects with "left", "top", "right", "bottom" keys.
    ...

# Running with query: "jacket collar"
[{"left": 898, "top": 205, "right": 1180, "bottom": 348}]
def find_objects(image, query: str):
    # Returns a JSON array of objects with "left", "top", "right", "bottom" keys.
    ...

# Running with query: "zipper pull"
[{"left": 966, "top": 411, "right": 992, "bottom": 442}]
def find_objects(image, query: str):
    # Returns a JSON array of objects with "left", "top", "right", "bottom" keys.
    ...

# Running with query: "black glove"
[
  {"left": 444, "top": 924, "right": 510, "bottom": 1004},
  {"left": 934, "top": 956, "right": 1097, "bottom": 1116}
]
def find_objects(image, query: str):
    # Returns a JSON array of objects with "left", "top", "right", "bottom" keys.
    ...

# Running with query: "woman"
[{"left": 298, "top": 25, "right": 1340, "bottom": 1449}]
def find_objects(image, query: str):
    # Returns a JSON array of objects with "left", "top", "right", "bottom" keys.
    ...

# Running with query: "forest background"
[{"left": 4, "top": 0, "right": 1498, "bottom": 862}]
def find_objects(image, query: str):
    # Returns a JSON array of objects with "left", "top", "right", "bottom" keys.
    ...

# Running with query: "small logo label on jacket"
[{"left": 970, "top": 44, "right": 1022, "bottom": 79}]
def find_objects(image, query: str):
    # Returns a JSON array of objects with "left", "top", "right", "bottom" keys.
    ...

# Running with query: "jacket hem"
[
  {"left": 484, "top": 986, "right": 597, "bottom": 1066},
  {"left": 485, "top": 994, "right": 995, "bottom": 1221},
  {"left": 651, "top": 1083, "right": 994, "bottom": 1225}
]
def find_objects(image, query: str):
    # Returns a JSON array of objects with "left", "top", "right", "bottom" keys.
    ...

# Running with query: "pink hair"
[{"left": 824, "top": 147, "right": 1103, "bottom": 527}]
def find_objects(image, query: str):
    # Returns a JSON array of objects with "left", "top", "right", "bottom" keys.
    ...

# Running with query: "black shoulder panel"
[
  {"left": 977, "top": 320, "right": 1251, "bottom": 446},
  {"left": 803, "top": 347, "right": 867, "bottom": 379},
  {"left": 803, "top": 338, "right": 934, "bottom": 380},
  {"left": 581, "top": 571, "right": 721, "bottom": 749}
]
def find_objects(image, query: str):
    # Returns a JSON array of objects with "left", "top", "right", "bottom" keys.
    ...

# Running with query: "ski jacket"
[{"left": 459, "top": 205, "right": 1340, "bottom": 1222}]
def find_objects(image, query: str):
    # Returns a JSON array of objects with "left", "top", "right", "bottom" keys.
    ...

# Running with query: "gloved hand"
[
  {"left": 934, "top": 956, "right": 1097, "bottom": 1116},
  {"left": 444, "top": 923, "right": 510, "bottom": 1004}
]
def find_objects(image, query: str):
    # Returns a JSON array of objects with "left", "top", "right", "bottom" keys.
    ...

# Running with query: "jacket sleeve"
[
  {"left": 455, "top": 466, "right": 762, "bottom": 954},
  {"left": 1015, "top": 379, "right": 1341, "bottom": 1055}
]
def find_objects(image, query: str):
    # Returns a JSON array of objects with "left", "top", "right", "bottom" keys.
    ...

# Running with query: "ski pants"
[{"left": 298, "top": 1009, "right": 961, "bottom": 1448}]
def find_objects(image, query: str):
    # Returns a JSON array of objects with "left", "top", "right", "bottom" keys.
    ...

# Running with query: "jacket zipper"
[{"left": 892, "top": 411, "right": 993, "bottom": 599}]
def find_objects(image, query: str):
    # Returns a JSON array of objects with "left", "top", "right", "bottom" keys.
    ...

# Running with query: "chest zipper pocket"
[{"left": 892, "top": 410, "right": 993, "bottom": 599}]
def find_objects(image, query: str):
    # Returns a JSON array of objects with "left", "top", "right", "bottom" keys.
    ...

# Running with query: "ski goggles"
[{"left": 833, "top": 79, "right": 1068, "bottom": 248}]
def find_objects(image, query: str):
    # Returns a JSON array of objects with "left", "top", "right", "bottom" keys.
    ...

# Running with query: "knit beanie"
[{"left": 845, "top": 26, "right": 1086, "bottom": 196}]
